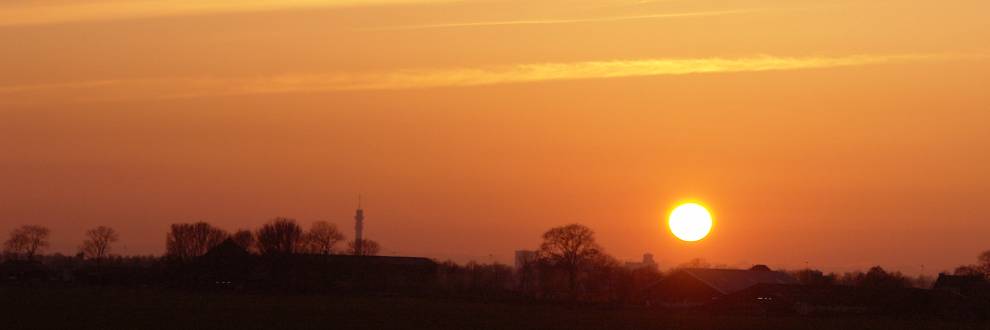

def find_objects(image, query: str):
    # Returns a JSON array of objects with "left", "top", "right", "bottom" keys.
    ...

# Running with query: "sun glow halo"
[{"left": 668, "top": 203, "right": 713, "bottom": 242}]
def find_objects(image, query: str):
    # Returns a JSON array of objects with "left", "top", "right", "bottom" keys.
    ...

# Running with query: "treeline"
[
  {"left": 432, "top": 224, "right": 663, "bottom": 304},
  {"left": 0, "top": 218, "right": 392, "bottom": 291},
  {"left": 790, "top": 267, "right": 934, "bottom": 289},
  {"left": 785, "top": 252, "right": 990, "bottom": 289},
  {"left": 1, "top": 217, "right": 379, "bottom": 263},
  {"left": 2, "top": 225, "right": 119, "bottom": 261},
  {"left": 425, "top": 223, "right": 663, "bottom": 304},
  {"left": 668, "top": 258, "right": 937, "bottom": 289},
  {"left": 0, "top": 222, "right": 664, "bottom": 303},
  {"left": 5, "top": 221, "right": 990, "bottom": 303},
  {"left": 162, "top": 218, "right": 380, "bottom": 261}
]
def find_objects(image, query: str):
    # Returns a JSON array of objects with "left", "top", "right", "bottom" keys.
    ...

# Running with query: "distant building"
[
  {"left": 195, "top": 238, "right": 257, "bottom": 288},
  {"left": 625, "top": 253, "right": 657, "bottom": 271},
  {"left": 514, "top": 250, "right": 538, "bottom": 269},
  {"left": 646, "top": 266, "right": 799, "bottom": 307},
  {"left": 201, "top": 238, "right": 252, "bottom": 261}
]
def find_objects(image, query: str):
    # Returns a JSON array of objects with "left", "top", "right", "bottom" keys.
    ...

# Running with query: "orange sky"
[{"left": 1, "top": 0, "right": 989, "bottom": 274}]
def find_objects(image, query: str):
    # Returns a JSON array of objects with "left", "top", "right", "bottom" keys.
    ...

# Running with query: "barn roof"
[
  {"left": 202, "top": 238, "right": 251, "bottom": 260},
  {"left": 294, "top": 254, "right": 437, "bottom": 267},
  {"left": 677, "top": 268, "right": 799, "bottom": 295}
]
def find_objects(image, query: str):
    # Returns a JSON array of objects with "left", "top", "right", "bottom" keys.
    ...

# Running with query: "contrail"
[
  {"left": 364, "top": 9, "right": 766, "bottom": 31},
  {"left": 0, "top": 54, "right": 973, "bottom": 104},
  {"left": 0, "top": 0, "right": 459, "bottom": 27}
]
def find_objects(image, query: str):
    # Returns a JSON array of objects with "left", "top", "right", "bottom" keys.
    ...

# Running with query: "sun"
[{"left": 668, "top": 203, "right": 713, "bottom": 242}]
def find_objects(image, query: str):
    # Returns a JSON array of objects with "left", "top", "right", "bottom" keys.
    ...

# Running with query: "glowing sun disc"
[{"left": 668, "top": 203, "right": 713, "bottom": 242}]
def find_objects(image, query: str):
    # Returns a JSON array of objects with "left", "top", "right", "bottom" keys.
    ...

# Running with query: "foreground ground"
[{"left": 1, "top": 286, "right": 987, "bottom": 330}]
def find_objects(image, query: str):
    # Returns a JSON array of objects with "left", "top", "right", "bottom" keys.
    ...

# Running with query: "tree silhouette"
[
  {"left": 852, "top": 266, "right": 910, "bottom": 288},
  {"left": 304, "top": 221, "right": 345, "bottom": 255},
  {"left": 348, "top": 239, "right": 380, "bottom": 256},
  {"left": 948, "top": 251, "right": 990, "bottom": 279},
  {"left": 165, "top": 222, "right": 228, "bottom": 261},
  {"left": 791, "top": 269, "right": 837, "bottom": 286},
  {"left": 977, "top": 250, "right": 990, "bottom": 275},
  {"left": 256, "top": 218, "right": 304, "bottom": 256},
  {"left": 537, "top": 223, "right": 603, "bottom": 292},
  {"left": 231, "top": 229, "right": 256, "bottom": 252},
  {"left": 955, "top": 265, "right": 984, "bottom": 277},
  {"left": 80, "top": 226, "right": 119, "bottom": 260},
  {"left": 3, "top": 225, "right": 51, "bottom": 261}
]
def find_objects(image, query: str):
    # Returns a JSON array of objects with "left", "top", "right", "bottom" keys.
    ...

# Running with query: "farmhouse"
[
  {"left": 190, "top": 239, "right": 437, "bottom": 291},
  {"left": 646, "top": 266, "right": 798, "bottom": 306}
]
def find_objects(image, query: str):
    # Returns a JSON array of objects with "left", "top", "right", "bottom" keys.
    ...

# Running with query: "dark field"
[{"left": 1, "top": 286, "right": 987, "bottom": 330}]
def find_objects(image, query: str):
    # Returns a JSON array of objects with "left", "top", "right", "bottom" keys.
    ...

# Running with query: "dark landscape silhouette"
[
  {"left": 4, "top": 207, "right": 990, "bottom": 329},
  {"left": 3, "top": 1, "right": 989, "bottom": 329}
]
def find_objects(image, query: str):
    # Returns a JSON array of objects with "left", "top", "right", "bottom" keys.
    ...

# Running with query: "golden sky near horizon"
[{"left": 1, "top": 0, "right": 989, "bottom": 274}]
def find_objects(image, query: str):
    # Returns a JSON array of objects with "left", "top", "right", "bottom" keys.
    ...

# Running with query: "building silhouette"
[
  {"left": 185, "top": 235, "right": 437, "bottom": 292},
  {"left": 625, "top": 253, "right": 657, "bottom": 271},
  {"left": 647, "top": 266, "right": 799, "bottom": 306}
]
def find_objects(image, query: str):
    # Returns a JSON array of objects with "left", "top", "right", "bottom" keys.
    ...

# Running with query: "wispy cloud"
[
  {"left": 0, "top": 0, "right": 455, "bottom": 27},
  {"left": 364, "top": 9, "right": 763, "bottom": 30},
  {"left": 0, "top": 54, "right": 968, "bottom": 104}
]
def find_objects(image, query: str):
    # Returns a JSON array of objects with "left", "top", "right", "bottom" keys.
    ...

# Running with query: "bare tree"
[
  {"left": 348, "top": 239, "right": 380, "bottom": 256},
  {"left": 537, "top": 223, "right": 603, "bottom": 292},
  {"left": 256, "top": 218, "right": 304, "bottom": 255},
  {"left": 3, "top": 225, "right": 51, "bottom": 261},
  {"left": 231, "top": 229, "right": 256, "bottom": 252},
  {"left": 304, "top": 221, "right": 345, "bottom": 255},
  {"left": 80, "top": 226, "right": 119, "bottom": 260},
  {"left": 165, "top": 222, "right": 228, "bottom": 261}
]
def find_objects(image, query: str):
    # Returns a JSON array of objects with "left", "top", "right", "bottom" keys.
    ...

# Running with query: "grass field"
[{"left": 1, "top": 286, "right": 987, "bottom": 330}]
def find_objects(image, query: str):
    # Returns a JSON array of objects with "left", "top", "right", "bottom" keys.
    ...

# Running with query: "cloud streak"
[
  {"left": 0, "top": 0, "right": 455, "bottom": 27},
  {"left": 0, "top": 54, "right": 966, "bottom": 104},
  {"left": 364, "top": 9, "right": 765, "bottom": 31}
]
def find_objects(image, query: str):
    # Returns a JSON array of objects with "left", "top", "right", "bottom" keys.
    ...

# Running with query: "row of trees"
[
  {"left": 2, "top": 217, "right": 381, "bottom": 263},
  {"left": 2, "top": 225, "right": 118, "bottom": 261},
  {"left": 429, "top": 223, "right": 662, "bottom": 303},
  {"left": 790, "top": 266, "right": 933, "bottom": 289},
  {"left": 665, "top": 258, "right": 935, "bottom": 289},
  {"left": 520, "top": 223, "right": 990, "bottom": 297},
  {"left": 8, "top": 220, "right": 990, "bottom": 293},
  {"left": 522, "top": 223, "right": 661, "bottom": 302},
  {"left": 164, "top": 218, "right": 379, "bottom": 260},
  {"left": 952, "top": 251, "right": 990, "bottom": 277}
]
